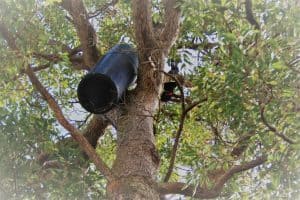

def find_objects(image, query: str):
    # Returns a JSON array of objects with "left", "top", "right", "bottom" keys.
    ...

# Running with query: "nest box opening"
[{"left": 77, "top": 73, "right": 118, "bottom": 114}]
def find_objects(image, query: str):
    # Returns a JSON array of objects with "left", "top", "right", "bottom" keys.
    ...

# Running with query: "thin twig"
[
  {"left": 162, "top": 71, "right": 207, "bottom": 182},
  {"left": 260, "top": 105, "right": 296, "bottom": 144},
  {"left": 13, "top": 63, "right": 51, "bottom": 81},
  {"left": 209, "top": 122, "right": 236, "bottom": 146},
  {"left": 163, "top": 98, "right": 207, "bottom": 182},
  {"left": 88, "top": 0, "right": 119, "bottom": 19}
]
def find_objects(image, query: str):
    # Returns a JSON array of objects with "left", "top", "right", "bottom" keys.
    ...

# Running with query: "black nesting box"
[{"left": 77, "top": 44, "right": 138, "bottom": 114}]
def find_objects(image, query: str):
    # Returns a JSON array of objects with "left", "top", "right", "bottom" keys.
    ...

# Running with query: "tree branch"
[
  {"left": 24, "top": 66, "right": 115, "bottom": 182},
  {"left": 214, "top": 155, "right": 267, "bottom": 189},
  {"left": 0, "top": 22, "right": 54, "bottom": 79},
  {"left": 260, "top": 105, "right": 296, "bottom": 144},
  {"left": 13, "top": 49, "right": 86, "bottom": 79},
  {"left": 1, "top": 20, "right": 86, "bottom": 73},
  {"left": 32, "top": 52, "right": 61, "bottom": 62},
  {"left": 163, "top": 99, "right": 207, "bottom": 182},
  {"left": 1, "top": 10, "right": 113, "bottom": 181},
  {"left": 245, "top": 0, "right": 260, "bottom": 30},
  {"left": 208, "top": 122, "right": 235, "bottom": 146},
  {"left": 47, "top": 39, "right": 73, "bottom": 53},
  {"left": 59, "top": 114, "right": 110, "bottom": 149},
  {"left": 159, "top": 155, "right": 267, "bottom": 198},
  {"left": 23, "top": 63, "right": 51, "bottom": 73},
  {"left": 132, "top": 0, "right": 156, "bottom": 50},
  {"left": 62, "top": 0, "right": 99, "bottom": 68},
  {"left": 160, "top": 0, "right": 181, "bottom": 51},
  {"left": 13, "top": 63, "right": 52, "bottom": 81},
  {"left": 82, "top": 115, "right": 109, "bottom": 148},
  {"left": 32, "top": 51, "right": 87, "bottom": 70},
  {"left": 161, "top": 71, "right": 207, "bottom": 182},
  {"left": 286, "top": 56, "right": 300, "bottom": 74},
  {"left": 36, "top": 114, "right": 110, "bottom": 169},
  {"left": 88, "top": 0, "right": 119, "bottom": 19},
  {"left": 163, "top": 74, "right": 185, "bottom": 182},
  {"left": 231, "top": 130, "right": 256, "bottom": 157}
]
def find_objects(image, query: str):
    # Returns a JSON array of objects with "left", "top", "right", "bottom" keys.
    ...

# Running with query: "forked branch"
[
  {"left": 62, "top": 0, "right": 99, "bottom": 67},
  {"left": 159, "top": 155, "right": 267, "bottom": 198}
]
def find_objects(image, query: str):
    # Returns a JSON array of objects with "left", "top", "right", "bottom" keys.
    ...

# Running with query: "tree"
[{"left": 0, "top": 0, "right": 299, "bottom": 199}]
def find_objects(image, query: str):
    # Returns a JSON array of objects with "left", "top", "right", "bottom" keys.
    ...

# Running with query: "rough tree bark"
[
  {"left": 106, "top": 0, "right": 181, "bottom": 199},
  {"left": 0, "top": 0, "right": 270, "bottom": 199}
]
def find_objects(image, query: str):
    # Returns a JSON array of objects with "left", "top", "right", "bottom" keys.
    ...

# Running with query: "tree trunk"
[
  {"left": 107, "top": 49, "right": 164, "bottom": 199},
  {"left": 107, "top": 92, "right": 160, "bottom": 199},
  {"left": 105, "top": 0, "right": 180, "bottom": 196}
]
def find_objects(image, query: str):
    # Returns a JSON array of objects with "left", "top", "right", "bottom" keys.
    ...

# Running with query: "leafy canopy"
[{"left": 0, "top": 0, "right": 299, "bottom": 199}]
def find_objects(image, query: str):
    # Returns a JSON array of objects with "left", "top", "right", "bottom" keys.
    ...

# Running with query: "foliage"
[{"left": 0, "top": 0, "right": 299, "bottom": 199}]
